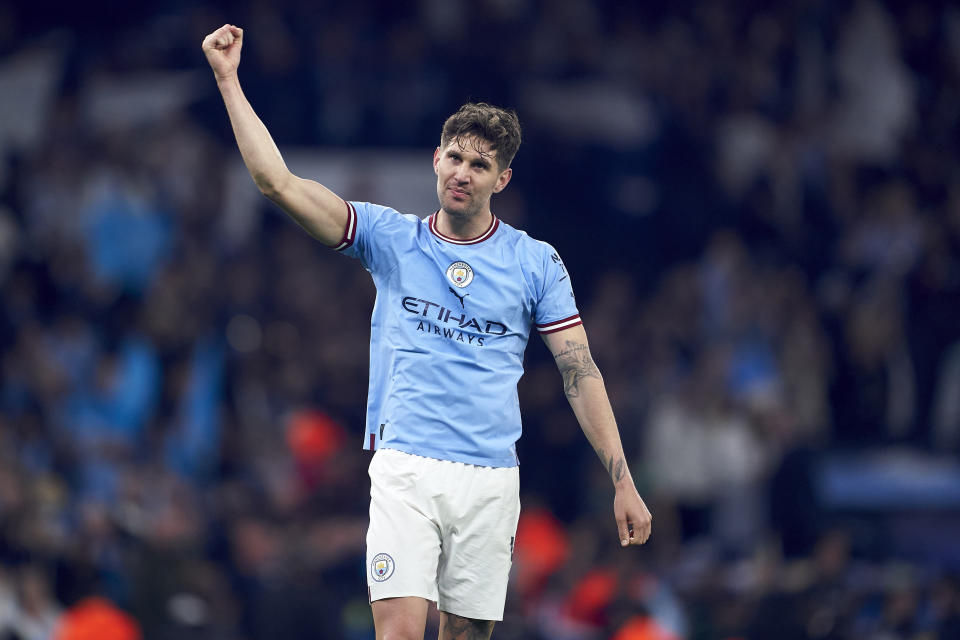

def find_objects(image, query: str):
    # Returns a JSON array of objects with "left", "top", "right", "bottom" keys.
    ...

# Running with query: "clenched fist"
[{"left": 202, "top": 24, "right": 243, "bottom": 81}]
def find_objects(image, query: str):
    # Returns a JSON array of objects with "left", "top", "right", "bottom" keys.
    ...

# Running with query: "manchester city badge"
[
  {"left": 370, "top": 553, "right": 395, "bottom": 582},
  {"left": 445, "top": 261, "right": 474, "bottom": 288}
]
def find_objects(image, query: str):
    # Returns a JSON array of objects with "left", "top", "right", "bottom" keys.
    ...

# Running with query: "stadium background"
[{"left": 2, "top": 0, "right": 960, "bottom": 638}]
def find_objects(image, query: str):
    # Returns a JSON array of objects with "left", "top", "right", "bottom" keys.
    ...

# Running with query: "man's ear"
[
  {"left": 493, "top": 167, "right": 512, "bottom": 193},
  {"left": 433, "top": 147, "right": 441, "bottom": 175}
]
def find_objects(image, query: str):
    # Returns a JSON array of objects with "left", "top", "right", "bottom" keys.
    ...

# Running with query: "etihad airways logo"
[{"left": 401, "top": 296, "right": 507, "bottom": 347}]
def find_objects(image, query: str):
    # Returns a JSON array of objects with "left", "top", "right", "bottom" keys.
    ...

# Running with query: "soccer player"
[{"left": 203, "top": 24, "right": 652, "bottom": 640}]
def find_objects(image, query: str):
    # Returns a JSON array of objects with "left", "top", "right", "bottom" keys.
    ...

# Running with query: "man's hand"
[
  {"left": 202, "top": 24, "right": 244, "bottom": 82},
  {"left": 614, "top": 485, "right": 652, "bottom": 547}
]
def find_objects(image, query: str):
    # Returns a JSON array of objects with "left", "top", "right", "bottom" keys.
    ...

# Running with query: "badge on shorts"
[
  {"left": 371, "top": 553, "right": 395, "bottom": 582},
  {"left": 446, "top": 261, "right": 474, "bottom": 288}
]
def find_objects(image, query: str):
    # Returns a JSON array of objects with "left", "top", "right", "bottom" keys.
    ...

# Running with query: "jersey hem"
[{"left": 376, "top": 444, "right": 518, "bottom": 469}]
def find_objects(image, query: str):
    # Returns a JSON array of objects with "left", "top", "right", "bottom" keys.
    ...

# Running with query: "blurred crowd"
[{"left": 2, "top": 0, "right": 960, "bottom": 638}]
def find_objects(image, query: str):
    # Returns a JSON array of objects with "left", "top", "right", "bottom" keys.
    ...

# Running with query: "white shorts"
[{"left": 366, "top": 448, "right": 520, "bottom": 621}]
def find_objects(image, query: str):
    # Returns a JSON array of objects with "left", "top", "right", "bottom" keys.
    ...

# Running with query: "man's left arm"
[{"left": 542, "top": 324, "right": 652, "bottom": 546}]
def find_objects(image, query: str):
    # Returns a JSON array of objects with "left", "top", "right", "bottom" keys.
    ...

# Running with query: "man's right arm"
[{"left": 202, "top": 24, "right": 347, "bottom": 246}]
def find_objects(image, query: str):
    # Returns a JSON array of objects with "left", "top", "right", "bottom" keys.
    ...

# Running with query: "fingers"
[
  {"left": 629, "top": 514, "right": 652, "bottom": 545},
  {"left": 202, "top": 24, "right": 243, "bottom": 51},
  {"left": 614, "top": 489, "right": 652, "bottom": 547},
  {"left": 213, "top": 24, "right": 237, "bottom": 49},
  {"left": 616, "top": 516, "right": 631, "bottom": 547},
  {"left": 618, "top": 510, "right": 652, "bottom": 547}
]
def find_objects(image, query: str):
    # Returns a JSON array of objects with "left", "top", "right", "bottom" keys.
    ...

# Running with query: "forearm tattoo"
[
  {"left": 555, "top": 342, "right": 623, "bottom": 482},
  {"left": 596, "top": 447, "right": 626, "bottom": 483},
  {"left": 554, "top": 340, "right": 601, "bottom": 398},
  {"left": 441, "top": 613, "right": 495, "bottom": 640}
]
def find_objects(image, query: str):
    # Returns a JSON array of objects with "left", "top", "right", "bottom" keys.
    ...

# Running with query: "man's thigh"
[
  {"left": 371, "top": 596, "right": 429, "bottom": 640},
  {"left": 439, "top": 611, "right": 495, "bottom": 640}
]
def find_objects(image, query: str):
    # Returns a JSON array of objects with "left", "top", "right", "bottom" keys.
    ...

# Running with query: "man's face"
[{"left": 433, "top": 135, "right": 512, "bottom": 219}]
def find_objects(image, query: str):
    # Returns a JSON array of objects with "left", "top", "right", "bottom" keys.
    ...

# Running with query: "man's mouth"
[{"left": 448, "top": 187, "right": 470, "bottom": 198}]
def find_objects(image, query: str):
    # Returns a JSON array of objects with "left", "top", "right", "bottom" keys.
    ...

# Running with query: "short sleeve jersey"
[{"left": 337, "top": 201, "right": 581, "bottom": 467}]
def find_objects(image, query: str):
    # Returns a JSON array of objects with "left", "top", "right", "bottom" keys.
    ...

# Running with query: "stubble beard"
[
  {"left": 441, "top": 200, "right": 478, "bottom": 221},
  {"left": 439, "top": 188, "right": 485, "bottom": 222}
]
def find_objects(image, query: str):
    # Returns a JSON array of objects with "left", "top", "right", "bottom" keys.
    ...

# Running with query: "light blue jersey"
[{"left": 336, "top": 201, "right": 581, "bottom": 467}]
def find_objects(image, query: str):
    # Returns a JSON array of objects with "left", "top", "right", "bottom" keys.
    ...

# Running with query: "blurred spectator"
[{"left": 53, "top": 597, "right": 141, "bottom": 640}]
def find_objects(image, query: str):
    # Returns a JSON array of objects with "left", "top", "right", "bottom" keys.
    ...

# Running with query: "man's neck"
[{"left": 436, "top": 209, "right": 493, "bottom": 240}]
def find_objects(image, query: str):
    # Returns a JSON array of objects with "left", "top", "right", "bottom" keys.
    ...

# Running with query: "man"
[{"left": 202, "top": 24, "right": 652, "bottom": 640}]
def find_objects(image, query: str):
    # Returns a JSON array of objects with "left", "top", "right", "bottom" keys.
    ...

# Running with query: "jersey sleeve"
[
  {"left": 334, "top": 201, "right": 417, "bottom": 275},
  {"left": 533, "top": 242, "right": 583, "bottom": 334}
]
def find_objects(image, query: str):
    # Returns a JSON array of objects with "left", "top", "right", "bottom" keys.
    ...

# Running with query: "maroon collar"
[{"left": 429, "top": 212, "right": 499, "bottom": 245}]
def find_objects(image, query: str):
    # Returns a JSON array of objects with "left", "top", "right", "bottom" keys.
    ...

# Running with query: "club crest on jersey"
[
  {"left": 370, "top": 553, "right": 395, "bottom": 582},
  {"left": 446, "top": 261, "right": 474, "bottom": 288}
]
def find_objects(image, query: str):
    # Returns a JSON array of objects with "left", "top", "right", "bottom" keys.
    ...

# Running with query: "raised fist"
[{"left": 202, "top": 24, "right": 243, "bottom": 81}]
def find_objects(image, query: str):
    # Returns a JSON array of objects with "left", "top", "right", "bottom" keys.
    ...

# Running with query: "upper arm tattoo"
[{"left": 553, "top": 340, "right": 601, "bottom": 398}]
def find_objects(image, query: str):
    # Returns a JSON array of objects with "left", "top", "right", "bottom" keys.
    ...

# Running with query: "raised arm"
[
  {"left": 542, "top": 324, "right": 652, "bottom": 546},
  {"left": 202, "top": 24, "right": 347, "bottom": 246}
]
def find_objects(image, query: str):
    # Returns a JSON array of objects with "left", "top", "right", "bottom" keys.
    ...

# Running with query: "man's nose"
[{"left": 454, "top": 164, "right": 470, "bottom": 183}]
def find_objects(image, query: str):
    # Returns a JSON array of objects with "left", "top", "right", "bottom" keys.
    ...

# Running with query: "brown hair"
[{"left": 440, "top": 102, "right": 522, "bottom": 170}]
